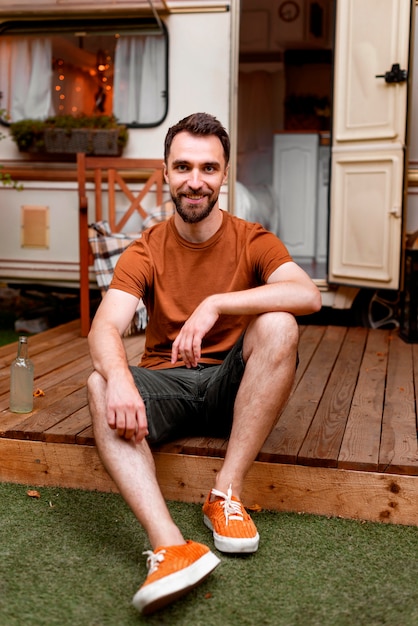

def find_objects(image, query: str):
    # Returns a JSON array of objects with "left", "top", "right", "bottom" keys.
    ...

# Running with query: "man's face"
[{"left": 164, "top": 131, "right": 229, "bottom": 224}]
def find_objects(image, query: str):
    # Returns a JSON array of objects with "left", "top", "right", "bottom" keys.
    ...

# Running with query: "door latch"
[
  {"left": 388, "top": 206, "right": 401, "bottom": 218},
  {"left": 375, "top": 63, "right": 407, "bottom": 84}
]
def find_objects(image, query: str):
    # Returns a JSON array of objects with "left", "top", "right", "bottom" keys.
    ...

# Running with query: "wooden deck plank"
[
  {"left": 44, "top": 405, "right": 92, "bottom": 444},
  {"left": 76, "top": 422, "right": 96, "bottom": 446},
  {"left": 298, "top": 326, "right": 368, "bottom": 468},
  {"left": 293, "top": 324, "right": 327, "bottom": 389},
  {"left": 338, "top": 328, "right": 389, "bottom": 471},
  {"left": 180, "top": 436, "right": 228, "bottom": 458},
  {"left": 379, "top": 333, "right": 418, "bottom": 474},
  {"left": 0, "top": 364, "right": 90, "bottom": 439},
  {"left": 0, "top": 319, "right": 80, "bottom": 363},
  {"left": 24, "top": 336, "right": 89, "bottom": 376},
  {"left": 5, "top": 387, "right": 88, "bottom": 441},
  {"left": 258, "top": 325, "right": 348, "bottom": 463},
  {"left": 0, "top": 359, "right": 91, "bottom": 413}
]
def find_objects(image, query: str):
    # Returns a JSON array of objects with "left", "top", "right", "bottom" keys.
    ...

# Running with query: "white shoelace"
[
  {"left": 143, "top": 548, "right": 166, "bottom": 574},
  {"left": 210, "top": 484, "right": 244, "bottom": 526}
]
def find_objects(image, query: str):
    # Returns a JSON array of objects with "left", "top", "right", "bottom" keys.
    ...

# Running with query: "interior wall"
[{"left": 237, "top": 68, "right": 285, "bottom": 186}]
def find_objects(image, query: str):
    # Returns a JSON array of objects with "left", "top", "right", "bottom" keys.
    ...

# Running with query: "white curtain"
[
  {"left": 113, "top": 35, "right": 166, "bottom": 124},
  {"left": 6, "top": 38, "right": 54, "bottom": 121}
]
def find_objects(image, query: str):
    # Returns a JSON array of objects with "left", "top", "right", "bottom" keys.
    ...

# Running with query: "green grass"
[
  {"left": 1, "top": 483, "right": 418, "bottom": 626},
  {"left": 0, "top": 311, "right": 20, "bottom": 346}
]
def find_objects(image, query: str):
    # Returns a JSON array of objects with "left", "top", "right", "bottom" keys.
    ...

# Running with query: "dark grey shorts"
[{"left": 129, "top": 336, "right": 245, "bottom": 445}]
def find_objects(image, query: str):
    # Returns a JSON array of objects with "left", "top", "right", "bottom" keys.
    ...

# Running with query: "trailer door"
[{"left": 328, "top": 0, "right": 413, "bottom": 289}]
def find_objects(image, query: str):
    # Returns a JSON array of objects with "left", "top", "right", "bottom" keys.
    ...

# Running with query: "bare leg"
[
  {"left": 88, "top": 371, "right": 185, "bottom": 550},
  {"left": 214, "top": 311, "right": 299, "bottom": 497}
]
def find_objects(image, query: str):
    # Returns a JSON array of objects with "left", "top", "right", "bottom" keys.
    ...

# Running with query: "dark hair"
[{"left": 164, "top": 112, "right": 230, "bottom": 164}]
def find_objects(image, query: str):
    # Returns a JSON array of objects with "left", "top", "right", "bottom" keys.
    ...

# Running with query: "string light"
[{"left": 52, "top": 41, "right": 115, "bottom": 116}]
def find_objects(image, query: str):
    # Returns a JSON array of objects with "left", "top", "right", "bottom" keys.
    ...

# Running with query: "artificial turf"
[{"left": 1, "top": 482, "right": 418, "bottom": 626}]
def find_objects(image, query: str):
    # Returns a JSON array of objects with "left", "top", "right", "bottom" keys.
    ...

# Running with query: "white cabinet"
[
  {"left": 273, "top": 133, "right": 330, "bottom": 264},
  {"left": 273, "top": 133, "right": 319, "bottom": 260}
]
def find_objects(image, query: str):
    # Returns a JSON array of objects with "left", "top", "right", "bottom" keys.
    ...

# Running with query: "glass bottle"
[{"left": 10, "top": 336, "right": 34, "bottom": 413}]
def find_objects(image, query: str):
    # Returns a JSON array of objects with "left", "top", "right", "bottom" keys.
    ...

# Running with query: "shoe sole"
[
  {"left": 204, "top": 515, "right": 260, "bottom": 553},
  {"left": 132, "top": 550, "right": 220, "bottom": 615}
]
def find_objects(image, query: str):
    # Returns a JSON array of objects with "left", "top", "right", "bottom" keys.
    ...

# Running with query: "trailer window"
[{"left": 0, "top": 18, "right": 168, "bottom": 127}]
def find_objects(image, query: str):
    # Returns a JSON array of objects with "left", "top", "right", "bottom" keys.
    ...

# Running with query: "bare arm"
[
  {"left": 172, "top": 261, "right": 321, "bottom": 367},
  {"left": 88, "top": 289, "right": 148, "bottom": 442}
]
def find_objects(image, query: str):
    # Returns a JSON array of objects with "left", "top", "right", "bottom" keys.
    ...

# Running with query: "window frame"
[{"left": 0, "top": 16, "right": 169, "bottom": 129}]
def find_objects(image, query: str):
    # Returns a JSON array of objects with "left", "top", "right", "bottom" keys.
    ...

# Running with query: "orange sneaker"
[
  {"left": 132, "top": 540, "right": 220, "bottom": 615},
  {"left": 203, "top": 485, "right": 260, "bottom": 554}
]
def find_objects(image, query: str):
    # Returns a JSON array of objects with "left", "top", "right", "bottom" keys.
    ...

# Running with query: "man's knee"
[
  {"left": 243, "top": 312, "right": 299, "bottom": 362},
  {"left": 86, "top": 370, "right": 106, "bottom": 414},
  {"left": 87, "top": 369, "right": 102, "bottom": 393}
]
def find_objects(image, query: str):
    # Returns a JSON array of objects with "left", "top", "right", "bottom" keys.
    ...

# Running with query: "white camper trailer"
[{"left": 0, "top": 0, "right": 416, "bottom": 329}]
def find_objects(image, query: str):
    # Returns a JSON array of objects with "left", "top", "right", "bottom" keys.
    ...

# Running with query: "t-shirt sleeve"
[
  {"left": 248, "top": 224, "right": 293, "bottom": 284},
  {"left": 109, "top": 239, "right": 151, "bottom": 299}
]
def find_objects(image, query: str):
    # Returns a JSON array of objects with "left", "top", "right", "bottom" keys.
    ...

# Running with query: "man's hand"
[
  {"left": 106, "top": 375, "right": 148, "bottom": 443},
  {"left": 171, "top": 296, "right": 220, "bottom": 367}
]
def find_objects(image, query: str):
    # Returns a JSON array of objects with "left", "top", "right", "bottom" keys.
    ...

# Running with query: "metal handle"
[
  {"left": 376, "top": 63, "right": 407, "bottom": 84},
  {"left": 388, "top": 207, "right": 401, "bottom": 218}
]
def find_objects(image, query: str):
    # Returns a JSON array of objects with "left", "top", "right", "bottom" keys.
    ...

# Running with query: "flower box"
[
  {"left": 10, "top": 115, "right": 128, "bottom": 156},
  {"left": 43, "top": 128, "right": 124, "bottom": 155}
]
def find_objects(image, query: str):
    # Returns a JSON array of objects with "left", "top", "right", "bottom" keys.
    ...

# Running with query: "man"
[{"left": 87, "top": 112, "right": 321, "bottom": 615}]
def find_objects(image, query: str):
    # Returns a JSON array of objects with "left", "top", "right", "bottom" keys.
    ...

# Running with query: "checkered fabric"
[
  {"left": 88, "top": 201, "right": 174, "bottom": 332},
  {"left": 88, "top": 221, "right": 139, "bottom": 291},
  {"left": 141, "top": 200, "right": 175, "bottom": 230}
]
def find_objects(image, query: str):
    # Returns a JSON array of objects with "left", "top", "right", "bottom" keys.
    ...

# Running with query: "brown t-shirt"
[{"left": 110, "top": 211, "right": 292, "bottom": 369}]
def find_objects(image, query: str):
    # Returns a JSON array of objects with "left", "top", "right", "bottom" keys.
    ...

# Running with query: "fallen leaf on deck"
[
  {"left": 246, "top": 503, "right": 262, "bottom": 512},
  {"left": 27, "top": 490, "right": 41, "bottom": 499},
  {"left": 33, "top": 388, "right": 45, "bottom": 397}
]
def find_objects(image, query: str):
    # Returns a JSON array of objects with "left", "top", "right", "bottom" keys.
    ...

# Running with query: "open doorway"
[{"left": 236, "top": 0, "right": 334, "bottom": 280}]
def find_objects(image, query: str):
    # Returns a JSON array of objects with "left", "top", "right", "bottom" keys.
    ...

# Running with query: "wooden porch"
[{"left": 1, "top": 319, "right": 418, "bottom": 526}]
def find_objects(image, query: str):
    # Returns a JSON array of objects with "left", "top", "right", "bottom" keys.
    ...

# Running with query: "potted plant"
[
  {"left": 9, "top": 114, "right": 128, "bottom": 156},
  {"left": 0, "top": 109, "right": 22, "bottom": 190}
]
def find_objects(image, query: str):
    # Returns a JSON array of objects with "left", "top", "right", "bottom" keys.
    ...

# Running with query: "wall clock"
[{"left": 278, "top": 1, "right": 300, "bottom": 23}]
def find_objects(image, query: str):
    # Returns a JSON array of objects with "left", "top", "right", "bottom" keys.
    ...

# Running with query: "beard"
[{"left": 172, "top": 193, "right": 218, "bottom": 224}]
